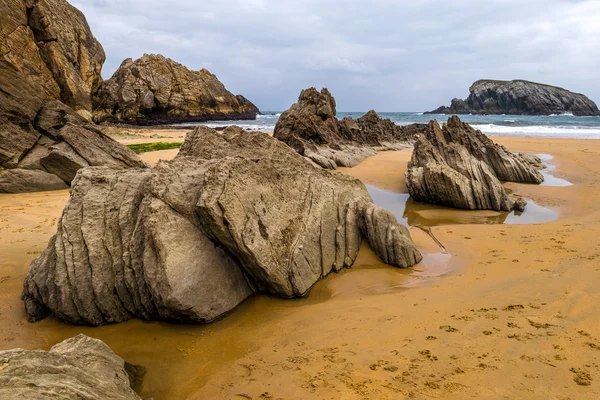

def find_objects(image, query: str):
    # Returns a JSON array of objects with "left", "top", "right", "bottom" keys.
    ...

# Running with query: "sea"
[{"left": 183, "top": 112, "right": 600, "bottom": 139}]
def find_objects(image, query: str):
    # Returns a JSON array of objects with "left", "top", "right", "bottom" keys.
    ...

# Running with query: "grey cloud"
[{"left": 72, "top": 0, "right": 600, "bottom": 111}]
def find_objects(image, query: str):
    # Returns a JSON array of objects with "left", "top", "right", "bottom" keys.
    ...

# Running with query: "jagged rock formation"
[
  {"left": 93, "top": 54, "right": 260, "bottom": 125},
  {"left": 406, "top": 116, "right": 544, "bottom": 211},
  {"left": 0, "top": 0, "right": 146, "bottom": 193},
  {"left": 22, "top": 126, "right": 422, "bottom": 326},
  {"left": 1, "top": 0, "right": 105, "bottom": 117},
  {"left": 0, "top": 101, "right": 147, "bottom": 193},
  {"left": 274, "top": 88, "right": 419, "bottom": 169},
  {"left": 0, "top": 334, "right": 143, "bottom": 400},
  {"left": 427, "top": 80, "right": 600, "bottom": 116}
]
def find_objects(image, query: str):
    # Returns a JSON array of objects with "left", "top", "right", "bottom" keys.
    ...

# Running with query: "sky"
[{"left": 73, "top": 0, "right": 600, "bottom": 112}]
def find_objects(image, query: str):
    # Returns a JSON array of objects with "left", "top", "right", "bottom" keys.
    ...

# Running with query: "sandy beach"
[{"left": 0, "top": 134, "right": 598, "bottom": 399}]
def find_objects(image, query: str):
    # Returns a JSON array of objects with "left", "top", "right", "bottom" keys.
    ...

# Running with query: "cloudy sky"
[{"left": 73, "top": 0, "right": 600, "bottom": 112}]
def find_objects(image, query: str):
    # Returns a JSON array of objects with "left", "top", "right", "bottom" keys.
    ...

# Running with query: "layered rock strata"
[
  {"left": 93, "top": 54, "right": 259, "bottom": 125},
  {"left": 0, "top": 102, "right": 147, "bottom": 193},
  {"left": 0, "top": 0, "right": 144, "bottom": 193},
  {"left": 274, "top": 88, "right": 423, "bottom": 169},
  {"left": 23, "top": 126, "right": 422, "bottom": 326},
  {"left": 406, "top": 116, "right": 544, "bottom": 211}
]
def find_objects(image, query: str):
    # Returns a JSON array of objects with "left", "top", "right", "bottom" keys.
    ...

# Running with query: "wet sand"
[
  {"left": 101, "top": 126, "right": 188, "bottom": 145},
  {"left": 1, "top": 136, "right": 599, "bottom": 399}
]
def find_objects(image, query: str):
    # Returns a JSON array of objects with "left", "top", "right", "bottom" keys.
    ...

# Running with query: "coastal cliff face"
[
  {"left": 0, "top": 0, "right": 145, "bottom": 193},
  {"left": 93, "top": 54, "right": 260, "bottom": 125},
  {"left": 427, "top": 80, "right": 600, "bottom": 116},
  {"left": 0, "top": 0, "right": 105, "bottom": 118}
]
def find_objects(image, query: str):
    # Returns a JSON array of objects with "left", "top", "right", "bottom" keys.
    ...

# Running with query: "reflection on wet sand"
[
  {"left": 537, "top": 153, "right": 573, "bottom": 187},
  {"left": 0, "top": 148, "right": 574, "bottom": 400},
  {"left": 366, "top": 184, "right": 559, "bottom": 228},
  {"left": 0, "top": 185, "right": 456, "bottom": 400}
]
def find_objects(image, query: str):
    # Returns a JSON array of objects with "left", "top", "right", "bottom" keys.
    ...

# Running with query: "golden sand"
[{"left": 0, "top": 136, "right": 598, "bottom": 399}]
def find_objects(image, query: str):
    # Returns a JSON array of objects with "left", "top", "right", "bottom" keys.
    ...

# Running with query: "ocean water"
[{"left": 188, "top": 111, "right": 600, "bottom": 139}]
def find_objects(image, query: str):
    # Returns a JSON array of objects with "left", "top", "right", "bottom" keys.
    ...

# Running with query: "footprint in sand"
[
  {"left": 439, "top": 325, "right": 459, "bottom": 332},
  {"left": 570, "top": 367, "right": 592, "bottom": 386}
]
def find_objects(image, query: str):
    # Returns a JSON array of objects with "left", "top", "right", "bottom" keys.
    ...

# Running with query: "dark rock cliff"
[{"left": 427, "top": 80, "right": 600, "bottom": 116}]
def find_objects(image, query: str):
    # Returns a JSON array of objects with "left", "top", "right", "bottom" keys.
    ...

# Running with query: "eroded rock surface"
[
  {"left": 274, "top": 88, "right": 419, "bottom": 169},
  {"left": 406, "top": 116, "right": 544, "bottom": 211},
  {"left": 1, "top": 0, "right": 104, "bottom": 117},
  {"left": 93, "top": 54, "right": 259, "bottom": 125},
  {"left": 0, "top": 102, "right": 147, "bottom": 193},
  {"left": 23, "top": 126, "right": 422, "bottom": 326},
  {"left": 0, "top": 0, "right": 145, "bottom": 193},
  {"left": 427, "top": 79, "right": 600, "bottom": 116},
  {"left": 0, "top": 334, "right": 142, "bottom": 400}
]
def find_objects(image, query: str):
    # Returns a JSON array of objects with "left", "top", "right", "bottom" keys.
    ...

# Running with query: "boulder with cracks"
[
  {"left": 406, "top": 116, "right": 544, "bottom": 211},
  {"left": 0, "top": 0, "right": 146, "bottom": 193},
  {"left": 23, "top": 126, "right": 422, "bottom": 326},
  {"left": 0, "top": 334, "right": 143, "bottom": 400},
  {"left": 0, "top": 101, "right": 147, "bottom": 193}
]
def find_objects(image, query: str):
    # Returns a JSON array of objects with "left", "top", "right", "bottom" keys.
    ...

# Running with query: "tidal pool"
[
  {"left": 536, "top": 154, "right": 573, "bottom": 187},
  {"left": 366, "top": 185, "right": 559, "bottom": 228}
]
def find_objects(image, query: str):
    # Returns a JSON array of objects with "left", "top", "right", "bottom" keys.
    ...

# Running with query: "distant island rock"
[
  {"left": 426, "top": 80, "right": 600, "bottom": 116},
  {"left": 92, "top": 54, "right": 260, "bottom": 125}
]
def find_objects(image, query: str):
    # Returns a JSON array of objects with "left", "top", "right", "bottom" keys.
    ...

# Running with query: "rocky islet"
[{"left": 428, "top": 79, "right": 600, "bottom": 116}]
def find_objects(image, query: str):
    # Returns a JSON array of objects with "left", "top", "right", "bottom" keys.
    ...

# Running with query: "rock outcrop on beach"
[
  {"left": 92, "top": 54, "right": 260, "bottom": 125},
  {"left": 406, "top": 116, "right": 543, "bottom": 211},
  {"left": 0, "top": 101, "right": 147, "bottom": 193},
  {"left": 427, "top": 80, "right": 600, "bottom": 116},
  {"left": 0, "top": 0, "right": 146, "bottom": 193},
  {"left": 0, "top": 334, "right": 143, "bottom": 400},
  {"left": 1, "top": 0, "right": 105, "bottom": 117},
  {"left": 274, "top": 88, "right": 420, "bottom": 169},
  {"left": 22, "top": 126, "right": 422, "bottom": 326}
]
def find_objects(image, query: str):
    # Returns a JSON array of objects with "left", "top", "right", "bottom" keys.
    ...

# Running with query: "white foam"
[
  {"left": 473, "top": 124, "right": 600, "bottom": 139},
  {"left": 199, "top": 122, "right": 274, "bottom": 132}
]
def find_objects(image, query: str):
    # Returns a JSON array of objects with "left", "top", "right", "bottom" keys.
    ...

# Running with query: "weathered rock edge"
[
  {"left": 0, "top": 101, "right": 147, "bottom": 193},
  {"left": 0, "top": 0, "right": 145, "bottom": 193},
  {"left": 0, "top": 334, "right": 143, "bottom": 400},
  {"left": 427, "top": 79, "right": 600, "bottom": 116},
  {"left": 22, "top": 126, "right": 422, "bottom": 326},
  {"left": 406, "top": 116, "right": 544, "bottom": 211},
  {"left": 274, "top": 87, "right": 426, "bottom": 169},
  {"left": 93, "top": 54, "right": 260, "bottom": 125}
]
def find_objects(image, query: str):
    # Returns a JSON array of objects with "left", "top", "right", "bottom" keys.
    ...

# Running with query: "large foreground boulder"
[
  {"left": 427, "top": 79, "right": 600, "bottom": 116},
  {"left": 406, "top": 116, "right": 544, "bottom": 211},
  {"left": 274, "top": 88, "right": 423, "bottom": 169},
  {"left": 0, "top": 334, "right": 142, "bottom": 400},
  {"left": 23, "top": 126, "right": 422, "bottom": 326},
  {"left": 93, "top": 54, "right": 259, "bottom": 125}
]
